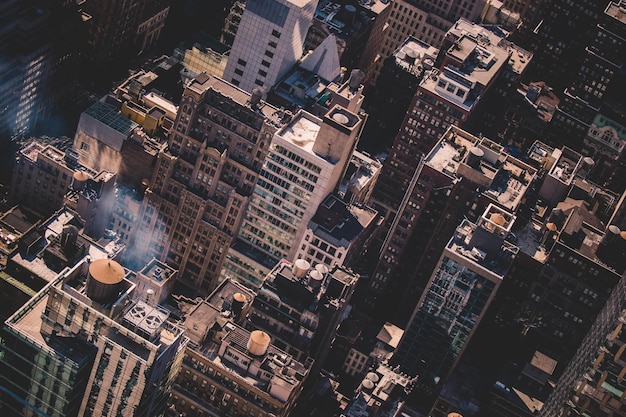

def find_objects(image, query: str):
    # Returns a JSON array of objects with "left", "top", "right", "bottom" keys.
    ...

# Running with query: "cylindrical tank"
[
  {"left": 247, "top": 330, "right": 271, "bottom": 356},
  {"left": 86, "top": 259, "right": 125, "bottom": 303},
  {"left": 366, "top": 372, "right": 380, "bottom": 382},
  {"left": 231, "top": 292, "right": 246, "bottom": 318},
  {"left": 315, "top": 263, "right": 328, "bottom": 275},
  {"left": 467, "top": 147, "right": 484, "bottom": 169},
  {"left": 292, "top": 259, "right": 310, "bottom": 279},
  {"left": 348, "top": 69, "right": 365, "bottom": 89},
  {"left": 362, "top": 379, "right": 374, "bottom": 390},
  {"left": 72, "top": 171, "right": 89, "bottom": 191},
  {"left": 489, "top": 212, "right": 506, "bottom": 227},
  {"left": 61, "top": 224, "right": 79, "bottom": 249},
  {"left": 308, "top": 269, "right": 324, "bottom": 288}
]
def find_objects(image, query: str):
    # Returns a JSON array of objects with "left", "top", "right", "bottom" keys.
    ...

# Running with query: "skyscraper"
[
  {"left": 0, "top": 258, "right": 187, "bottom": 417},
  {"left": 132, "top": 73, "right": 287, "bottom": 294},
  {"left": 223, "top": 0, "right": 319, "bottom": 93},
  {"left": 358, "top": 0, "right": 487, "bottom": 87},
  {"left": 391, "top": 204, "right": 519, "bottom": 406},
  {"left": 222, "top": 104, "right": 364, "bottom": 288}
]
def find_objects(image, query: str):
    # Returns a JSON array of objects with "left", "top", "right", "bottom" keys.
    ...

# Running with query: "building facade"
[
  {"left": 222, "top": 0, "right": 319, "bottom": 93},
  {"left": 223, "top": 104, "right": 364, "bottom": 288},
  {"left": 391, "top": 205, "right": 519, "bottom": 407},
  {"left": 0, "top": 258, "right": 187, "bottom": 417},
  {"left": 132, "top": 73, "right": 286, "bottom": 294}
]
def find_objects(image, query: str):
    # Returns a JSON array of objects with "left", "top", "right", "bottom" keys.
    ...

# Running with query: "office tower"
[
  {"left": 510, "top": 0, "right": 610, "bottom": 94},
  {"left": 80, "top": 0, "right": 171, "bottom": 71},
  {"left": 548, "top": 1, "right": 626, "bottom": 152},
  {"left": 293, "top": 194, "right": 378, "bottom": 270},
  {"left": 222, "top": 104, "right": 364, "bottom": 288},
  {"left": 0, "top": 258, "right": 187, "bottom": 417},
  {"left": 170, "top": 279, "right": 311, "bottom": 417},
  {"left": 366, "top": 126, "right": 537, "bottom": 321},
  {"left": 0, "top": 0, "right": 85, "bottom": 139},
  {"left": 132, "top": 73, "right": 286, "bottom": 294},
  {"left": 539, "top": 274, "right": 626, "bottom": 417},
  {"left": 391, "top": 205, "right": 519, "bottom": 407},
  {"left": 358, "top": 0, "right": 487, "bottom": 87},
  {"left": 245, "top": 259, "right": 358, "bottom": 363},
  {"left": 361, "top": 36, "right": 439, "bottom": 153},
  {"left": 303, "top": 0, "right": 386, "bottom": 70},
  {"left": 223, "top": 0, "right": 319, "bottom": 93}
]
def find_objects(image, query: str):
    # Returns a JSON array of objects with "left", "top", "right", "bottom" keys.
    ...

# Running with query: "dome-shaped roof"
[{"left": 89, "top": 259, "right": 124, "bottom": 285}]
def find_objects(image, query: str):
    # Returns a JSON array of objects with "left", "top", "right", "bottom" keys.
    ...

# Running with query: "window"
[
  {"left": 264, "top": 50, "right": 274, "bottom": 58},
  {"left": 80, "top": 142, "right": 89, "bottom": 151},
  {"left": 268, "top": 41, "right": 277, "bottom": 48},
  {"left": 255, "top": 79, "right": 264, "bottom": 86},
  {"left": 237, "top": 59, "right": 247, "bottom": 66},
  {"left": 234, "top": 68, "right": 243, "bottom": 76},
  {"left": 271, "top": 30, "right": 281, "bottom": 38},
  {"left": 261, "top": 60, "right": 270, "bottom": 67},
  {"left": 258, "top": 69, "right": 267, "bottom": 77}
]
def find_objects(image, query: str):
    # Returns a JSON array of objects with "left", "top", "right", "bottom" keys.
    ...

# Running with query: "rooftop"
[
  {"left": 426, "top": 127, "right": 537, "bottom": 211},
  {"left": 310, "top": 194, "right": 378, "bottom": 247},
  {"left": 186, "top": 73, "right": 287, "bottom": 128},
  {"left": 446, "top": 205, "right": 519, "bottom": 278},
  {"left": 83, "top": 101, "right": 138, "bottom": 136},
  {"left": 391, "top": 37, "right": 439, "bottom": 77},
  {"left": 276, "top": 111, "right": 322, "bottom": 153}
]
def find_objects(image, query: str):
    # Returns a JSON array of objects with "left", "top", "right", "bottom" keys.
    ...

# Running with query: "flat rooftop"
[
  {"left": 446, "top": 213, "right": 519, "bottom": 278},
  {"left": 391, "top": 37, "right": 438, "bottom": 77},
  {"left": 186, "top": 74, "right": 286, "bottom": 128},
  {"left": 276, "top": 112, "right": 322, "bottom": 153},
  {"left": 426, "top": 127, "right": 536, "bottom": 211}
]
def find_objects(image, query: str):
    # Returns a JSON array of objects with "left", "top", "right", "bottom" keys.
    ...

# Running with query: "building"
[
  {"left": 222, "top": 104, "right": 364, "bottom": 288},
  {"left": 222, "top": 0, "right": 319, "bottom": 93},
  {"left": 548, "top": 0, "right": 626, "bottom": 152},
  {"left": 169, "top": 277, "right": 311, "bottom": 417},
  {"left": 391, "top": 204, "right": 519, "bottom": 407},
  {"left": 108, "top": 184, "right": 143, "bottom": 249},
  {"left": 10, "top": 140, "right": 82, "bottom": 216},
  {"left": 4, "top": 206, "right": 124, "bottom": 288},
  {"left": 293, "top": 194, "right": 378, "bottom": 270},
  {"left": 360, "top": 36, "right": 439, "bottom": 153},
  {"left": 246, "top": 259, "right": 358, "bottom": 365},
  {"left": 358, "top": 0, "right": 487, "bottom": 87},
  {"left": 582, "top": 114, "right": 626, "bottom": 188},
  {"left": 366, "top": 126, "right": 537, "bottom": 321},
  {"left": 132, "top": 73, "right": 287, "bottom": 294},
  {"left": 63, "top": 169, "right": 117, "bottom": 240},
  {"left": 9, "top": 139, "right": 117, "bottom": 239},
  {"left": 73, "top": 98, "right": 168, "bottom": 190},
  {"left": 0, "top": 257, "right": 187, "bottom": 417},
  {"left": 303, "top": 0, "right": 387, "bottom": 70},
  {"left": 133, "top": 258, "right": 177, "bottom": 306},
  {"left": 341, "top": 363, "right": 417, "bottom": 417},
  {"left": 80, "top": 0, "right": 171, "bottom": 70},
  {"left": 540, "top": 288, "right": 626, "bottom": 417},
  {"left": 0, "top": 0, "right": 86, "bottom": 139},
  {"left": 338, "top": 150, "right": 383, "bottom": 205}
]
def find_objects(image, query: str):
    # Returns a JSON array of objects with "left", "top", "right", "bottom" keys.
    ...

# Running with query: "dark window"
[
  {"left": 261, "top": 60, "right": 271, "bottom": 67},
  {"left": 258, "top": 69, "right": 267, "bottom": 77},
  {"left": 264, "top": 50, "right": 274, "bottom": 58},
  {"left": 268, "top": 41, "right": 277, "bottom": 48},
  {"left": 271, "top": 30, "right": 281, "bottom": 38},
  {"left": 255, "top": 79, "right": 264, "bottom": 86},
  {"left": 234, "top": 68, "right": 243, "bottom": 76},
  {"left": 237, "top": 59, "right": 247, "bottom": 66},
  {"left": 231, "top": 79, "right": 240, "bottom": 86}
]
